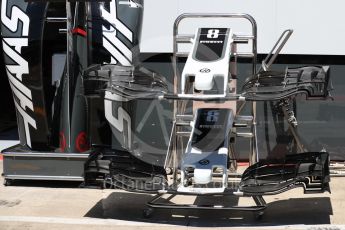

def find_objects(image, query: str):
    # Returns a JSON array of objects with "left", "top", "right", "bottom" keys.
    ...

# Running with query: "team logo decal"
[
  {"left": 101, "top": 0, "right": 133, "bottom": 65},
  {"left": 200, "top": 68, "right": 211, "bottom": 73},
  {"left": 1, "top": 0, "right": 37, "bottom": 148}
]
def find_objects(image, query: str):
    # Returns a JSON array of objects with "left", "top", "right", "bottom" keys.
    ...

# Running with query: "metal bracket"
[{"left": 259, "top": 29, "right": 293, "bottom": 72}]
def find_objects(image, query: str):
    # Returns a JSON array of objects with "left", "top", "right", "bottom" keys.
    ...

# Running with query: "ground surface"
[{"left": 1, "top": 163, "right": 345, "bottom": 230}]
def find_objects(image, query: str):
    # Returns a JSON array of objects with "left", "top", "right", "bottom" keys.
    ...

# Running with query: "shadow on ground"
[{"left": 85, "top": 192, "right": 333, "bottom": 227}]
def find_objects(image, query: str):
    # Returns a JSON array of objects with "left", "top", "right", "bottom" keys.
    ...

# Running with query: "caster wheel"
[
  {"left": 3, "top": 179, "right": 13, "bottom": 186},
  {"left": 143, "top": 208, "right": 154, "bottom": 218},
  {"left": 254, "top": 211, "right": 264, "bottom": 220}
]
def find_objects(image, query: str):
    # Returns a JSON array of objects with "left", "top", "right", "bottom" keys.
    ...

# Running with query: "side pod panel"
[{"left": 1, "top": 1, "right": 50, "bottom": 150}]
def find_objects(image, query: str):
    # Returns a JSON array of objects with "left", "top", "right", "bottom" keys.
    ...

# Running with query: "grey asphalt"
[{"left": 1, "top": 163, "right": 345, "bottom": 230}]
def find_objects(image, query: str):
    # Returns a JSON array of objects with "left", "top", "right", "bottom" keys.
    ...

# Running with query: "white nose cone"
[{"left": 194, "top": 73, "right": 214, "bottom": 91}]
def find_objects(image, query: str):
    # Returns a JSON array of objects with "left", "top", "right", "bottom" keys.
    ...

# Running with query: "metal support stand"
[
  {"left": 143, "top": 191, "right": 267, "bottom": 219},
  {"left": 145, "top": 13, "right": 268, "bottom": 218}
]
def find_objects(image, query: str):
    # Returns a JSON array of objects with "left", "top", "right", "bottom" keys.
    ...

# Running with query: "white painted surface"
[
  {"left": 141, "top": 0, "right": 345, "bottom": 55},
  {"left": 0, "top": 140, "right": 19, "bottom": 152},
  {"left": 141, "top": 0, "right": 178, "bottom": 54}
]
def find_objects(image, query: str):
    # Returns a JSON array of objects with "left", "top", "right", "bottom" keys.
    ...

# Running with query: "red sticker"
[
  {"left": 75, "top": 131, "right": 89, "bottom": 153},
  {"left": 59, "top": 131, "right": 66, "bottom": 152},
  {"left": 71, "top": 28, "right": 87, "bottom": 37}
]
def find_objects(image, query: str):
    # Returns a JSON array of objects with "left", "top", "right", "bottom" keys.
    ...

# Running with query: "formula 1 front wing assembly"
[
  {"left": 242, "top": 66, "right": 332, "bottom": 101},
  {"left": 84, "top": 64, "right": 168, "bottom": 100},
  {"left": 239, "top": 152, "right": 330, "bottom": 195}
]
